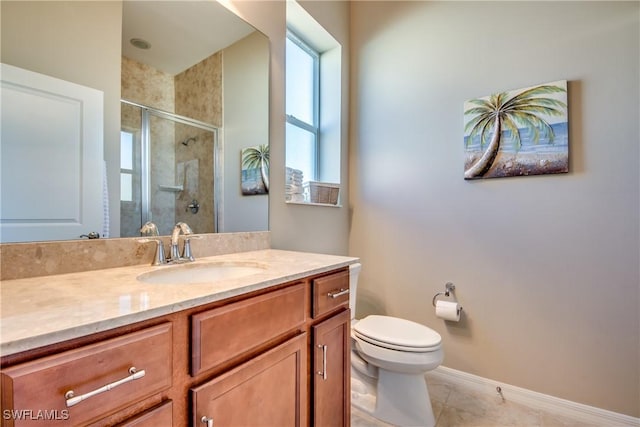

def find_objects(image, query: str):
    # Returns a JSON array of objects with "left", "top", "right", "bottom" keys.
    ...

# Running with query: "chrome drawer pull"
[
  {"left": 201, "top": 416, "right": 214, "bottom": 427},
  {"left": 64, "top": 367, "right": 146, "bottom": 407},
  {"left": 327, "top": 288, "right": 349, "bottom": 299},
  {"left": 317, "top": 344, "right": 327, "bottom": 380}
]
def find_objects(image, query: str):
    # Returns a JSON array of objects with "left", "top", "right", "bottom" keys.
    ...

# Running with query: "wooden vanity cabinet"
[
  {"left": 1, "top": 267, "right": 352, "bottom": 427},
  {"left": 310, "top": 269, "right": 351, "bottom": 427}
]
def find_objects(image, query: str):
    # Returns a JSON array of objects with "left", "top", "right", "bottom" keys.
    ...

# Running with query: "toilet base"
[
  {"left": 375, "top": 369, "right": 435, "bottom": 427},
  {"left": 352, "top": 368, "right": 435, "bottom": 427}
]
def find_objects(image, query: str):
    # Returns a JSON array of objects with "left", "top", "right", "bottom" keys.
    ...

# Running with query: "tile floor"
[{"left": 351, "top": 372, "right": 603, "bottom": 427}]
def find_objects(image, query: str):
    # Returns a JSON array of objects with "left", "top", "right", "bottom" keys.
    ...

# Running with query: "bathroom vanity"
[{"left": 0, "top": 249, "right": 356, "bottom": 426}]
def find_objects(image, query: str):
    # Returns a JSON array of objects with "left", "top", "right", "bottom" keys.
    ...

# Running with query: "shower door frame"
[{"left": 121, "top": 99, "right": 222, "bottom": 233}]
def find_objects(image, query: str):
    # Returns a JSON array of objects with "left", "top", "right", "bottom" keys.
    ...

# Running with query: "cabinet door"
[
  {"left": 313, "top": 309, "right": 350, "bottom": 427},
  {"left": 191, "top": 334, "right": 307, "bottom": 427}
]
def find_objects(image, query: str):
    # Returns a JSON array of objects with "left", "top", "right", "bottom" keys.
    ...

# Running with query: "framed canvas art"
[
  {"left": 241, "top": 144, "right": 270, "bottom": 195},
  {"left": 464, "top": 80, "right": 568, "bottom": 180}
]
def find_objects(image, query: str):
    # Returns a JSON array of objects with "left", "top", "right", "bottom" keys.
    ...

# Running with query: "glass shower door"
[
  {"left": 120, "top": 101, "right": 219, "bottom": 237},
  {"left": 147, "top": 112, "right": 217, "bottom": 236}
]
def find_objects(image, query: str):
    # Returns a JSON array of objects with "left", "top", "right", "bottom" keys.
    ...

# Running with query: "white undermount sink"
[{"left": 136, "top": 261, "right": 267, "bottom": 285}]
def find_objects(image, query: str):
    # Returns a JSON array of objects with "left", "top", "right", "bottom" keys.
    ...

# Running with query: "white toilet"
[{"left": 349, "top": 263, "right": 443, "bottom": 427}]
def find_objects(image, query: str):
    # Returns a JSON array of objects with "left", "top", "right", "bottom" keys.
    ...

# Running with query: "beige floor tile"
[
  {"left": 351, "top": 373, "right": 601, "bottom": 427},
  {"left": 436, "top": 405, "right": 512, "bottom": 427},
  {"left": 426, "top": 374, "right": 454, "bottom": 404},
  {"left": 442, "top": 386, "right": 498, "bottom": 418},
  {"left": 351, "top": 406, "right": 394, "bottom": 427},
  {"left": 486, "top": 401, "right": 541, "bottom": 427},
  {"left": 432, "top": 400, "right": 445, "bottom": 423},
  {"left": 538, "top": 410, "right": 603, "bottom": 427}
]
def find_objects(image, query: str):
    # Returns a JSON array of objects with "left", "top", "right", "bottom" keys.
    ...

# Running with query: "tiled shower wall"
[
  {"left": 120, "top": 53, "right": 220, "bottom": 235},
  {"left": 174, "top": 52, "right": 221, "bottom": 234}
]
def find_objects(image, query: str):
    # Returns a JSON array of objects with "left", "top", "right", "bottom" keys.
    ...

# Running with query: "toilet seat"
[{"left": 353, "top": 315, "right": 442, "bottom": 352}]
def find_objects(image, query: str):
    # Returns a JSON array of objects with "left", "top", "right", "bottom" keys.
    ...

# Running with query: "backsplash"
[{"left": 0, "top": 231, "right": 270, "bottom": 280}]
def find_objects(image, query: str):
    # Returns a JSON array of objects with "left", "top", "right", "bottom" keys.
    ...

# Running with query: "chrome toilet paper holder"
[{"left": 432, "top": 282, "right": 459, "bottom": 307}]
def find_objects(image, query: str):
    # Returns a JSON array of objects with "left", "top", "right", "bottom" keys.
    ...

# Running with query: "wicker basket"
[{"left": 304, "top": 181, "right": 340, "bottom": 205}]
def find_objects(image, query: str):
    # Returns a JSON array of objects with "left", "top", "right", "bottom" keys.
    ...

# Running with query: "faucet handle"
[
  {"left": 182, "top": 235, "right": 201, "bottom": 262},
  {"left": 138, "top": 238, "right": 167, "bottom": 266},
  {"left": 182, "top": 238, "right": 195, "bottom": 262},
  {"left": 170, "top": 242, "right": 181, "bottom": 263}
]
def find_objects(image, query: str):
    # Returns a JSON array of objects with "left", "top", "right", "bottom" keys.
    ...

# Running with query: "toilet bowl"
[{"left": 349, "top": 264, "right": 443, "bottom": 427}]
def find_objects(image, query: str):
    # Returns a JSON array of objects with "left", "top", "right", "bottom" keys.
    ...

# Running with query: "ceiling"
[{"left": 122, "top": 1, "right": 255, "bottom": 75}]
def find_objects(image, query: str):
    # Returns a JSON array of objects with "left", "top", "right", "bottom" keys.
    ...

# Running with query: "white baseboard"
[{"left": 429, "top": 366, "right": 639, "bottom": 427}]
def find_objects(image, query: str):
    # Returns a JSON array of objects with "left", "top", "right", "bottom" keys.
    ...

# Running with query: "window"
[
  {"left": 286, "top": 30, "right": 320, "bottom": 184},
  {"left": 120, "top": 130, "right": 135, "bottom": 202},
  {"left": 285, "top": 0, "right": 342, "bottom": 205}
]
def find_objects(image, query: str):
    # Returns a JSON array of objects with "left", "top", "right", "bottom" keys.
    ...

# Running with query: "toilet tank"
[{"left": 348, "top": 263, "right": 361, "bottom": 319}]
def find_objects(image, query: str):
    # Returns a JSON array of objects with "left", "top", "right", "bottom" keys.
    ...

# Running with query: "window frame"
[
  {"left": 119, "top": 129, "right": 138, "bottom": 203},
  {"left": 285, "top": 29, "right": 321, "bottom": 180}
]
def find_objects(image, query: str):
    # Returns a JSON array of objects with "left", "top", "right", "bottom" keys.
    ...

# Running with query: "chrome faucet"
[
  {"left": 170, "top": 222, "right": 194, "bottom": 263},
  {"left": 138, "top": 222, "right": 166, "bottom": 265}
]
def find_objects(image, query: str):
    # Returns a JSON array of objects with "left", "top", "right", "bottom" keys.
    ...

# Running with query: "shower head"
[{"left": 181, "top": 137, "right": 196, "bottom": 146}]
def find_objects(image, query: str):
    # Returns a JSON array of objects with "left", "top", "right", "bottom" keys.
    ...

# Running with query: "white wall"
[
  {"left": 349, "top": 1, "right": 639, "bottom": 417},
  {"left": 222, "top": 31, "right": 270, "bottom": 232}
]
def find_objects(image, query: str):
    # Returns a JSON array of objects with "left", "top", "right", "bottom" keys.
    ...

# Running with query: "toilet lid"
[{"left": 353, "top": 315, "right": 442, "bottom": 351}]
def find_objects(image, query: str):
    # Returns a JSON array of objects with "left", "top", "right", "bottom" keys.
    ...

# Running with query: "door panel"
[{"left": 0, "top": 63, "right": 104, "bottom": 242}]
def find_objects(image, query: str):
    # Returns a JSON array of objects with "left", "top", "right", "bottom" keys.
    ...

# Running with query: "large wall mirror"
[{"left": 0, "top": 1, "right": 269, "bottom": 243}]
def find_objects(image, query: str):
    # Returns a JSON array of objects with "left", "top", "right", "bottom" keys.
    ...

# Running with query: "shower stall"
[{"left": 120, "top": 100, "right": 221, "bottom": 237}]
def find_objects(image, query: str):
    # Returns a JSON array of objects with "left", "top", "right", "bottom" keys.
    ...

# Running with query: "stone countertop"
[{"left": 0, "top": 249, "right": 358, "bottom": 357}]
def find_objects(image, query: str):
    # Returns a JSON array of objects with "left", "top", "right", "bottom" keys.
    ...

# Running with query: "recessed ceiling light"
[{"left": 130, "top": 38, "right": 151, "bottom": 50}]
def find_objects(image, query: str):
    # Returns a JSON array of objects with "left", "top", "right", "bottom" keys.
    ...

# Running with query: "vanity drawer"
[
  {"left": 1, "top": 323, "right": 172, "bottom": 427},
  {"left": 312, "top": 269, "right": 350, "bottom": 318},
  {"left": 191, "top": 283, "right": 306, "bottom": 376},
  {"left": 114, "top": 400, "right": 173, "bottom": 427}
]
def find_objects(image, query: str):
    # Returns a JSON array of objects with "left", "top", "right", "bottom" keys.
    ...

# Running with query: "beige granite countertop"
[{"left": 0, "top": 249, "right": 358, "bottom": 357}]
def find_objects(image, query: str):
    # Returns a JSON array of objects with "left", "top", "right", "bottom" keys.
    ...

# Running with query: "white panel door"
[{"left": 0, "top": 63, "right": 104, "bottom": 242}]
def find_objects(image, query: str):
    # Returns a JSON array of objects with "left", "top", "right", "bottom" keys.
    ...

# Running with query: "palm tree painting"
[
  {"left": 241, "top": 144, "right": 270, "bottom": 195},
  {"left": 464, "top": 80, "right": 568, "bottom": 180}
]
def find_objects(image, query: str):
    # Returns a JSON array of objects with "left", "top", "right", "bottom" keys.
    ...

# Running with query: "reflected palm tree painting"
[
  {"left": 464, "top": 80, "right": 568, "bottom": 180},
  {"left": 241, "top": 144, "right": 270, "bottom": 195}
]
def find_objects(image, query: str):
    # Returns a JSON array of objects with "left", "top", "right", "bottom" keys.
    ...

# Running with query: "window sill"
[{"left": 286, "top": 201, "right": 342, "bottom": 208}]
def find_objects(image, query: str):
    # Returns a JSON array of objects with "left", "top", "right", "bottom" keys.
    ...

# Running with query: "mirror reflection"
[
  {"left": 120, "top": 101, "right": 220, "bottom": 237},
  {"left": 0, "top": 1, "right": 269, "bottom": 243}
]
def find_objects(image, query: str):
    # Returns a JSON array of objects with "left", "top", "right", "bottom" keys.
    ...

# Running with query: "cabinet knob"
[{"left": 201, "top": 416, "right": 213, "bottom": 427}]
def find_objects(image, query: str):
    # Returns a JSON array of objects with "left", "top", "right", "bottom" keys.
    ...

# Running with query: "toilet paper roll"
[{"left": 435, "top": 300, "right": 462, "bottom": 322}]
